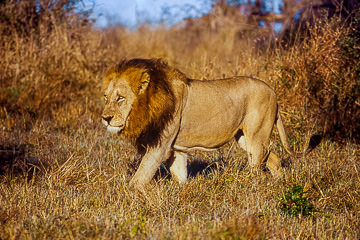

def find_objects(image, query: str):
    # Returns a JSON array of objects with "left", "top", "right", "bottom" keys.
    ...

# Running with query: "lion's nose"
[{"left": 102, "top": 115, "right": 113, "bottom": 124}]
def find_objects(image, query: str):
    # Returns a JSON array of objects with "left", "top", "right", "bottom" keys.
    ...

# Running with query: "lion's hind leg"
[
  {"left": 237, "top": 132, "right": 264, "bottom": 173},
  {"left": 266, "top": 152, "right": 282, "bottom": 178},
  {"left": 242, "top": 133, "right": 282, "bottom": 177},
  {"left": 237, "top": 133, "right": 265, "bottom": 171},
  {"left": 170, "top": 151, "right": 188, "bottom": 184},
  {"left": 245, "top": 137, "right": 268, "bottom": 170}
]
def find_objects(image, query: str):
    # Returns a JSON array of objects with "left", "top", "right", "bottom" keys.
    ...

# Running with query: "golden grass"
[{"left": 1, "top": 3, "right": 359, "bottom": 239}]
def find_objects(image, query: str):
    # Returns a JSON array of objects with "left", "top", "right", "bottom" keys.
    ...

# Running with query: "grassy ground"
[
  {"left": 1, "top": 3, "right": 359, "bottom": 239},
  {"left": 1, "top": 111, "right": 359, "bottom": 239}
]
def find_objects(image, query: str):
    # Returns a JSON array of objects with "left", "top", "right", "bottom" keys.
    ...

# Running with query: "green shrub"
[{"left": 278, "top": 185, "right": 315, "bottom": 217}]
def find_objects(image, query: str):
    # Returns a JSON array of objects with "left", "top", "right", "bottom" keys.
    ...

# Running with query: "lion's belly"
[
  {"left": 174, "top": 131, "right": 236, "bottom": 151},
  {"left": 175, "top": 113, "right": 242, "bottom": 149},
  {"left": 174, "top": 80, "right": 248, "bottom": 150}
]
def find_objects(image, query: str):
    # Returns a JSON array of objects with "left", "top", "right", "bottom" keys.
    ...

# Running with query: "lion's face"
[
  {"left": 102, "top": 60, "right": 176, "bottom": 153},
  {"left": 101, "top": 77, "right": 137, "bottom": 134}
]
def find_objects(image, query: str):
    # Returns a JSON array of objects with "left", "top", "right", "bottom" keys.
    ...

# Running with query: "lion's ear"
[{"left": 138, "top": 72, "right": 150, "bottom": 94}]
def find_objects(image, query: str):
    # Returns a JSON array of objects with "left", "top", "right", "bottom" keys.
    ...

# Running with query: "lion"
[{"left": 101, "top": 58, "right": 310, "bottom": 189}]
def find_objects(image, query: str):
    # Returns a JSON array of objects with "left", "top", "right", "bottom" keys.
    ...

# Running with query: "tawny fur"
[{"left": 101, "top": 58, "right": 310, "bottom": 190}]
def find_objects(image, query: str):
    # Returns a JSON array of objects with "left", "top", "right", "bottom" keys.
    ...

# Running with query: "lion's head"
[{"left": 101, "top": 58, "right": 176, "bottom": 153}]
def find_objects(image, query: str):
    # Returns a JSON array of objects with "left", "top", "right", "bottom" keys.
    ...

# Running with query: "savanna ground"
[{"left": 1, "top": 1, "right": 360, "bottom": 239}]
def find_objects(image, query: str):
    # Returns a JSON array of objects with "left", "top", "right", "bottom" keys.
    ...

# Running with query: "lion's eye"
[
  {"left": 116, "top": 96, "right": 125, "bottom": 102},
  {"left": 104, "top": 95, "right": 108, "bottom": 101}
]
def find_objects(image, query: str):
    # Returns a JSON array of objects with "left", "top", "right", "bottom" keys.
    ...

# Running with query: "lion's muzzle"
[{"left": 102, "top": 114, "right": 124, "bottom": 134}]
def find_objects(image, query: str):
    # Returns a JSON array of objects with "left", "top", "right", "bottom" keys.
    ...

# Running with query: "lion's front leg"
[
  {"left": 170, "top": 151, "right": 188, "bottom": 184},
  {"left": 129, "top": 149, "right": 166, "bottom": 189},
  {"left": 129, "top": 119, "right": 181, "bottom": 190}
]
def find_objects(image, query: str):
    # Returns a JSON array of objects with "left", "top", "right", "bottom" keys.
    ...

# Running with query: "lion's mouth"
[
  {"left": 102, "top": 118, "right": 125, "bottom": 134},
  {"left": 107, "top": 125, "right": 123, "bottom": 134}
]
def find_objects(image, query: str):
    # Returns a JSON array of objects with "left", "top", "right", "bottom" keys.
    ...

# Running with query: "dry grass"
[{"left": 1, "top": 2, "right": 359, "bottom": 239}]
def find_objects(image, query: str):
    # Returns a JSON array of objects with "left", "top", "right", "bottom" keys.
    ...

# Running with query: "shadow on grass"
[
  {"left": 154, "top": 153, "right": 246, "bottom": 182},
  {"left": 154, "top": 158, "right": 223, "bottom": 182},
  {"left": 187, "top": 159, "right": 231, "bottom": 179},
  {"left": 0, "top": 144, "right": 44, "bottom": 178},
  {"left": 307, "top": 134, "right": 323, "bottom": 153}
]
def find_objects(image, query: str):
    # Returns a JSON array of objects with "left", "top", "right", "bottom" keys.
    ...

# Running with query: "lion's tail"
[
  {"left": 276, "top": 110, "right": 294, "bottom": 156},
  {"left": 276, "top": 110, "right": 316, "bottom": 157}
]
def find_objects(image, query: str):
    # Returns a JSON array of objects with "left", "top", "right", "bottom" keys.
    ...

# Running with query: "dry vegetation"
[{"left": 1, "top": 1, "right": 359, "bottom": 239}]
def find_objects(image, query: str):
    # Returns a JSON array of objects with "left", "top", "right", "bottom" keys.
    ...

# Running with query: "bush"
[
  {"left": 279, "top": 14, "right": 360, "bottom": 142},
  {"left": 0, "top": 0, "right": 103, "bottom": 117}
]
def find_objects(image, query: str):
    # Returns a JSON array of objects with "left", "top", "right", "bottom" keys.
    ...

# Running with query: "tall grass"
[
  {"left": 0, "top": 1, "right": 359, "bottom": 239},
  {"left": 278, "top": 13, "right": 360, "bottom": 142}
]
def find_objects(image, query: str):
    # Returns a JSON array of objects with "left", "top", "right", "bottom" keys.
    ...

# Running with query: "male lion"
[{"left": 102, "top": 58, "right": 307, "bottom": 189}]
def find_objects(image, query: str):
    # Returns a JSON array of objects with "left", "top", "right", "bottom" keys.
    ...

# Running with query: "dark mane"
[
  {"left": 115, "top": 58, "right": 170, "bottom": 73},
  {"left": 112, "top": 58, "right": 176, "bottom": 154}
]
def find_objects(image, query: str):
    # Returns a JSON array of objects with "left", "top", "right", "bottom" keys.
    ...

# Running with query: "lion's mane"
[{"left": 107, "top": 59, "right": 177, "bottom": 154}]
